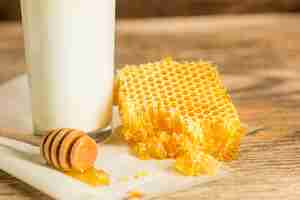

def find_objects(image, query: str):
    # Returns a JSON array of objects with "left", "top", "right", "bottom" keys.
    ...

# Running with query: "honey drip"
[{"left": 65, "top": 168, "right": 110, "bottom": 187}]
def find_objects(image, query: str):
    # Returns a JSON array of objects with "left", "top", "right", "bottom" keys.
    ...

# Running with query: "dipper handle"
[{"left": 0, "top": 128, "right": 41, "bottom": 146}]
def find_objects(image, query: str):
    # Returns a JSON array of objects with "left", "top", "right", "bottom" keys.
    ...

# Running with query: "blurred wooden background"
[{"left": 0, "top": 0, "right": 300, "bottom": 20}]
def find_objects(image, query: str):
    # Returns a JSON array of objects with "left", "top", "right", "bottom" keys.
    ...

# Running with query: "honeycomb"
[
  {"left": 115, "top": 58, "right": 245, "bottom": 175},
  {"left": 175, "top": 148, "right": 221, "bottom": 176}
]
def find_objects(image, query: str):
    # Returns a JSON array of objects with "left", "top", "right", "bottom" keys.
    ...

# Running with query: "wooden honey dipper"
[{"left": 0, "top": 128, "right": 111, "bottom": 172}]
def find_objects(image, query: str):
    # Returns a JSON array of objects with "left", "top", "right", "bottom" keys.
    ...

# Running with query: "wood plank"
[
  {"left": 1, "top": 0, "right": 300, "bottom": 20},
  {"left": 117, "top": 0, "right": 300, "bottom": 18},
  {"left": 0, "top": 14, "right": 300, "bottom": 199}
]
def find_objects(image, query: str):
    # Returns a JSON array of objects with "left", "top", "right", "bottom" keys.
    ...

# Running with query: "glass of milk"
[{"left": 20, "top": 0, "right": 115, "bottom": 135}]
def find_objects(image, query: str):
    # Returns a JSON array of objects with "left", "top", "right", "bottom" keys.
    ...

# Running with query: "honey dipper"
[{"left": 0, "top": 128, "right": 111, "bottom": 172}]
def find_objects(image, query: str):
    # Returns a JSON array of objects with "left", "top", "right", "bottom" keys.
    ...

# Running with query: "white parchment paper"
[{"left": 0, "top": 75, "right": 227, "bottom": 200}]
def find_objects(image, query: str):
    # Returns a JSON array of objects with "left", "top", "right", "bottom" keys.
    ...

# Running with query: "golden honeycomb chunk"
[
  {"left": 115, "top": 58, "right": 245, "bottom": 175},
  {"left": 175, "top": 149, "right": 220, "bottom": 176}
]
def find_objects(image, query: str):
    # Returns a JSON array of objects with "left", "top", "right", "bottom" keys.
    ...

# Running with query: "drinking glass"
[{"left": 20, "top": 0, "right": 115, "bottom": 135}]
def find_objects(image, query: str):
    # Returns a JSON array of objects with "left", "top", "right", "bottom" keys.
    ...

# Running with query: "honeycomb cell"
[{"left": 115, "top": 58, "right": 245, "bottom": 175}]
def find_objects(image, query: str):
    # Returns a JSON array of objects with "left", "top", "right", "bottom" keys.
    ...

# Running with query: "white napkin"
[{"left": 0, "top": 75, "right": 227, "bottom": 200}]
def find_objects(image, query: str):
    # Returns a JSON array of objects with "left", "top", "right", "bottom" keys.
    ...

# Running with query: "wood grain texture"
[
  {"left": 0, "top": 1, "right": 20, "bottom": 20},
  {"left": 0, "top": 14, "right": 300, "bottom": 199},
  {"left": 117, "top": 0, "right": 300, "bottom": 18},
  {"left": 1, "top": 0, "right": 300, "bottom": 20}
]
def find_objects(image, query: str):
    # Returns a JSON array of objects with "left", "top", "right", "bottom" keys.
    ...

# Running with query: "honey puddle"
[{"left": 65, "top": 168, "right": 110, "bottom": 187}]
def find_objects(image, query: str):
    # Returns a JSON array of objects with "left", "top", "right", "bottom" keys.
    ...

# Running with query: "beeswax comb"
[{"left": 115, "top": 58, "right": 245, "bottom": 174}]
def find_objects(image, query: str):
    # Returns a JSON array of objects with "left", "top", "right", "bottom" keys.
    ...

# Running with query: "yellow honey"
[
  {"left": 115, "top": 58, "right": 245, "bottom": 175},
  {"left": 65, "top": 168, "right": 110, "bottom": 187},
  {"left": 175, "top": 147, "right": 221, "bottom": 176},
  {"left": 126, "top": 190, "right": 144, "bottom": 200}
]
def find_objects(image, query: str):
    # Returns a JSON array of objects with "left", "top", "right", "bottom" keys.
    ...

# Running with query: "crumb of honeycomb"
[
  {"left": 115, "top": 58, "right": 245, "bottom": 175},
  {"left": 126, "top": 190, "right": 144, "bottom": 200},
  {"left": 175, "top": 147, "right": 221, "bottom": 176}
]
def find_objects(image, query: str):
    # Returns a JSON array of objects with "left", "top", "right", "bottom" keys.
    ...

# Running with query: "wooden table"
[{"left": 0, "top": 14, "right": 300, "bottom": 199}]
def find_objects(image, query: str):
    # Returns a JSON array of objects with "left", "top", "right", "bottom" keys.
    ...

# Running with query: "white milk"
[{"left": 20, "top": 0, "right": 115, "bottom": 135}]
